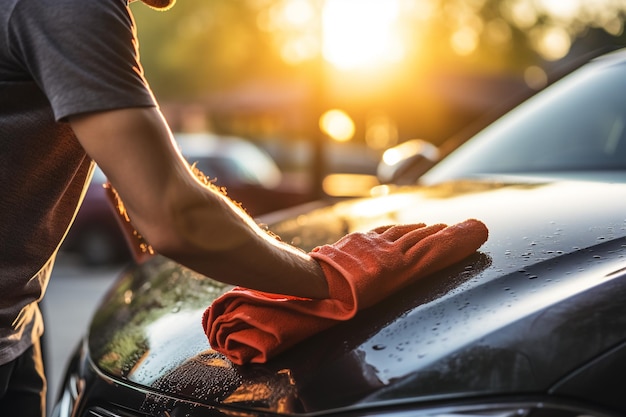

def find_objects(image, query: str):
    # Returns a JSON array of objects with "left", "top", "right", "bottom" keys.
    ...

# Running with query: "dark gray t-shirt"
[{"left": 0, "top": 0, "right": 157, "bottom": 364}]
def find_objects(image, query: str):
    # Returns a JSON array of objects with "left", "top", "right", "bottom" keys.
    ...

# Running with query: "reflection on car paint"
[
  {"left": 90, "top": 258, "right": 230, "bottom": 377},
  {"left": 362, "top": 239, "right": 626, "bottom": 386}
]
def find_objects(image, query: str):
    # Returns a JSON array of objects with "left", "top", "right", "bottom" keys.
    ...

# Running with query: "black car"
[{"left": 52, "top": 48, "right": 626, "bottom": 417}]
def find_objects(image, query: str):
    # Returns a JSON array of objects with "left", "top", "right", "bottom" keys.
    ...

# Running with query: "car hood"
[{"left": 87, "top": 178, "right": 626, "bottom": 415}]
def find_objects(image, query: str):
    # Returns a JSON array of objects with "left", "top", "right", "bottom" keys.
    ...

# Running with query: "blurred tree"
[
  {"left": 131, "top": 0, "right": 295, "bottom": 100},
  {"left": 131, "top": 0, "right": 626, "bottom": 144},
  {"left": 132, "top": 0, "right": 626, "bottom": 100}
]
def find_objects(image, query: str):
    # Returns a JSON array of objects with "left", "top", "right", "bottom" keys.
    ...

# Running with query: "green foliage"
[
  {"left": 130, "top": 0, "right": 626, "bottom": 103},
  {"left": 131, "top": 0, "right": 286, "bottom": 100}
]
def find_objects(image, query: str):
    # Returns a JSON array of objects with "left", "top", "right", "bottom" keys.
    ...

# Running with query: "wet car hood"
[{"left": 87, "top": 178, "right": 626, "bottom": 414}]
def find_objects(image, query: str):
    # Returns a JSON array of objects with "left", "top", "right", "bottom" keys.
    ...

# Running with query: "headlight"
[
  {"left": 50, "top": 340, "right": 86, "bottom": 417},
  {"left": 50, "top": 373, "right": 82, "bottom": 417}
]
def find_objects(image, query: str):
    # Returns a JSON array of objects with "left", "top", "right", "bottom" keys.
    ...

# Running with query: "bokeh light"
[
  {"left": 319, "top": 109, "right": 355, "bottom": 142},
  {"left": 530, "top": 25, "right": 571, "bottom": 61},
  {"left": 523, "top": 65, "right": 548, "bottom": 90},
  {"left": 256, "top": 0, "right": 320, "bottom": 65},
  {"left": 365, "top": 112, "right": 399, "bottom": 150}
]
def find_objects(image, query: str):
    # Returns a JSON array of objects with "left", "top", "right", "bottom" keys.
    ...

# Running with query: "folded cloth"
[{"left": 202, "top": 219, "right": 488, "bottom": 365}]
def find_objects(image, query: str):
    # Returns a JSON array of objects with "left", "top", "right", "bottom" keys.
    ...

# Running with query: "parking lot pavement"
[{"left": 42, "top": 254, "right": 125, "bottom": 408}]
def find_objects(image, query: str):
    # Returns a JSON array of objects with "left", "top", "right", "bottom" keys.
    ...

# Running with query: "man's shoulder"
[
  {"left": 8, "top": 0, "right": 132, "bottom": 37},
  {"left": 16, "top": 0, "right": 127, "bottom": 6},
  {"left": 12, "top": 0, "right": 128, "bottom": 16}
]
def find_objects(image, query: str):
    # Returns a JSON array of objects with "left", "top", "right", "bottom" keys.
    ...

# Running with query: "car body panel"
[{"left": 85, "top": 178, "right": 626, "bottom": 415}]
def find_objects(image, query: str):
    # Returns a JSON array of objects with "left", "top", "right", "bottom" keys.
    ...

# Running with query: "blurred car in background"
[
  {"left": 53, "top": 48, "right": 626, "bottom": 417},
  {"left": 61, "top": 133, "right": 314, "bottom": 265},
  {"left": 60, "top": 166, "right": 127, "bottom": 266},
  {"left": 177, "top": 132, "right": 314, "bottom": 214}
]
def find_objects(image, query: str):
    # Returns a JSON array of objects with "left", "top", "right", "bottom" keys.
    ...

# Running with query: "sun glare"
[
  {"left": 258, "top": 0, "right": 626, "bottom": 72},
  {"left": 321, "top": 0, "right": 404, "bottom": 70}
]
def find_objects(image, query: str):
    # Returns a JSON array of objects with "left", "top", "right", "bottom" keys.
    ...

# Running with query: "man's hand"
[{"left": 309, "top": 219, "right": 489, "bottom": 310}]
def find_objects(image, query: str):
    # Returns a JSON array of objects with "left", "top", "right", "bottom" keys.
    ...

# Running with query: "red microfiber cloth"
[{"left": 202, "top": 219, "right": 488, "bottom": 365}]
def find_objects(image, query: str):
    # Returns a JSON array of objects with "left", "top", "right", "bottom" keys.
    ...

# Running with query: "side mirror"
[{"left": 377, "top": 139, "right": 440, "bottom": 185}]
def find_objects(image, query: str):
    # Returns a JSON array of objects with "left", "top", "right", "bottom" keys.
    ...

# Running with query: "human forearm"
[
  {"left": 102, "top": 156, "right": 330, "bottom": 299},
  {"left": 70, "top": 107, "right": 329, "bottom": 299},
  {"left": 145, "top": 183, "right": 330, "bottom": 299}
]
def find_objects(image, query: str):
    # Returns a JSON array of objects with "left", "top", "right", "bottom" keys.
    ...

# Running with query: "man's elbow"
[
  {"left": 140, "top": 214, "right": 197, "bottom": 260},
  {"left": 130, "top": 185, "right": 253, "bottom": 261}
]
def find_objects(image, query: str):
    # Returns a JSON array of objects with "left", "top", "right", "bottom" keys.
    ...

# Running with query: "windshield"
[{"left": 420, "top": 58, "right": 626, "bottom": 185}]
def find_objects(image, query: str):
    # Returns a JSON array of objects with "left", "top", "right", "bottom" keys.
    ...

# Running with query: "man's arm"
[{"left": 69, "top": 107, "right": 330, "bottom": 299}]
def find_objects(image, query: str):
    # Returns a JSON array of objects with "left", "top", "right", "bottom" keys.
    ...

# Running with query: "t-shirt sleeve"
[{"left": 8, "top": 0, "right": 157, "bottom": 121}]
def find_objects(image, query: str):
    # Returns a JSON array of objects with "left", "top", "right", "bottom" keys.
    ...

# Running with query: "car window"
[
  {"left": 177, "top": 133, "right": 283, "bottom": 189},
  {"left": 191, "top": 156, "right": 267, "bottom": 187},
  {"left": 224, "top": 142, "right": 282, "bottom": 188},
  {"left": 91, "top": 165, "right": 107, "bottom": 184},
  {"left": 420, "top": 61, "right": 626, "bottom": 184}
]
